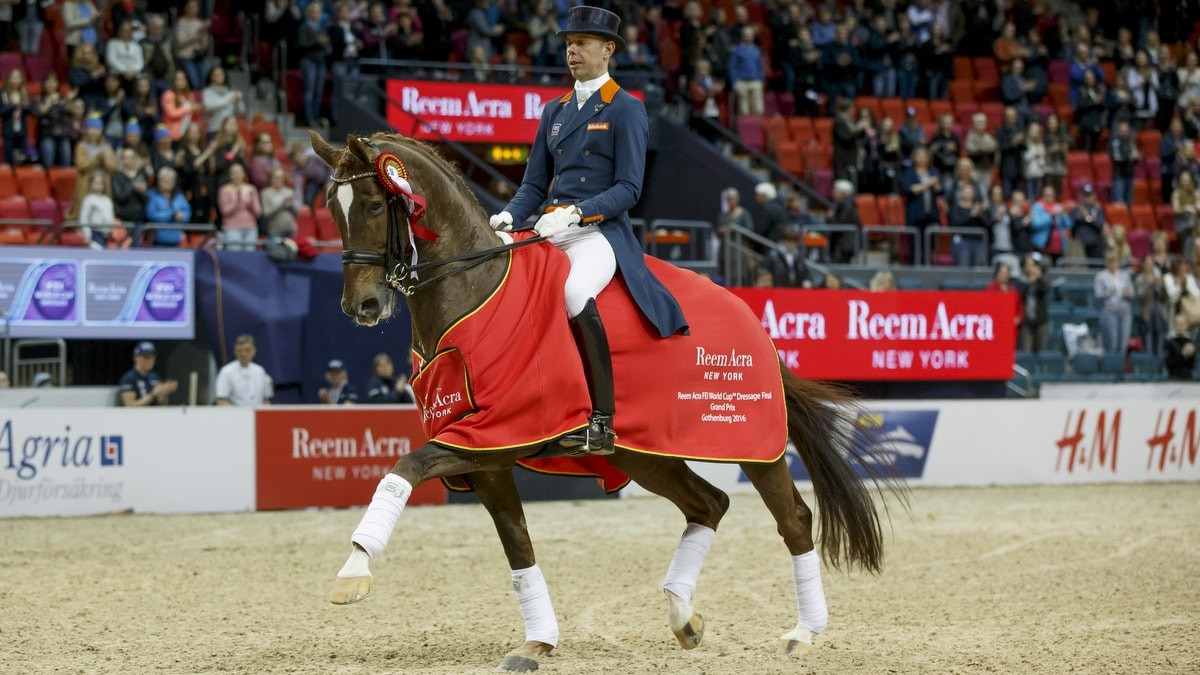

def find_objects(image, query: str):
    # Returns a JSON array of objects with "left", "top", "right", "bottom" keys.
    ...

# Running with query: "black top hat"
[{"left": 557, "top": 6, "right": 625, "bottom": 51}]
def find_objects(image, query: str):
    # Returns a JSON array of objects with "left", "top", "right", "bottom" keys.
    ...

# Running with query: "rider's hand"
[
  {"left": 489, "top": 211, "right": 513, "bottom": 231},
  {"left": 534, "top": 206, "right": 580, "bottom": 238}
]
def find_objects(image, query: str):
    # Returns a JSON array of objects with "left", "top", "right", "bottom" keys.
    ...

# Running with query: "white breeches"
[{"left": 551, "top": 225, "right": 616, "bottom": 317}]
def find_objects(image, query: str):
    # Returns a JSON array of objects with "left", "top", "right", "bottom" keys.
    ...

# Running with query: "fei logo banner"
[{"left": 739, "top": 409, "right": 939, "bottom": 483}]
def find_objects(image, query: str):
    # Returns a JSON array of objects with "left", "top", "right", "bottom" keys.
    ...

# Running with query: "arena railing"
[
  {"left": 49, "top": 221, "right": 218, "bottom": 248},
  {"left": 922, "top": 226, "right": 990, "bottom": 269},
  {"left": 645, "top": 219, "right": 716, "bottom": 274},
  {"left": 721, "top": 223, "right": 868, "bottom": 289},
  {"left": 798, "top": 223, "right": 861, "bottom": 263},
  {"left": 861, "top": 225, "right": 923, "bottom": 265}
]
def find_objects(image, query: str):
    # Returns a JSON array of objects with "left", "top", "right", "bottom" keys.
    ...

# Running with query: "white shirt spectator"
[
  {"left": 106, "top": 37, "right": 145, "bottom": 77},
  {"left": 215, "top": 360, "right": 273, "bottom": 406}
]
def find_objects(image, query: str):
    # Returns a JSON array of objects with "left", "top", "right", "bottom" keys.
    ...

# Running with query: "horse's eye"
[{"left": 369, "top": 201, "right": 384, "bottom": 215}]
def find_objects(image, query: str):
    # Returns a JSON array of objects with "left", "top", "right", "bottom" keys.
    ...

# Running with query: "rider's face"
[{"left": 565, "top": 34, "right": 613, "bottom": 82}]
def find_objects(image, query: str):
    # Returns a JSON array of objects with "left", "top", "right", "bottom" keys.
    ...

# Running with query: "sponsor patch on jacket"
[
  {"left": 586, "top": 122, "right": 610, "bottom": 131},
  {"left": 551, "top": 123, "right": 562, "bottom": 137}
]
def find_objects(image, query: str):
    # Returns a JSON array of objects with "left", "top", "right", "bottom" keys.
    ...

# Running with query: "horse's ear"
[
  {"left": 346, "top": 135, "right": 379, "bottom": 167},
  {"left": 309, "top": 130, "right": 340, "bottom": 167}
]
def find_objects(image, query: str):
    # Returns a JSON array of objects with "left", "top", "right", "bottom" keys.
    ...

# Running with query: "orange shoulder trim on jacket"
[
  {"left": 558, "top": 90, "right": 573, "bottom": 103},
  {"left": 600, "top": 78, "right": 621, "bottom": 104}
]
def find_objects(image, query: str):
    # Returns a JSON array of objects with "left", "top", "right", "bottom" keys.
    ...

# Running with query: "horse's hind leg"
[
  {"left": 740, "top": 460, "right": 827, "bottom": 657},
  {"left": 608, "top": 452, "right": 729, "bottom": 650},
  {"left": 468, "top": 470, "right": 556, "bottom": 673}
]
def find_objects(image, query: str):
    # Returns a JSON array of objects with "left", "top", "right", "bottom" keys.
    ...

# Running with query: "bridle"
[{"left": 330, "top": 153, "right": 543, "bottom": 297}]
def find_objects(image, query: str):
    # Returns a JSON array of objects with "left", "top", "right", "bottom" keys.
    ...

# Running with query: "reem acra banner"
[
  {"left": 385, "top": 79, "right": 642, "bottom": 144},
  {"left": 730, "top": 290, "right": 1017, "bottom": 381}
]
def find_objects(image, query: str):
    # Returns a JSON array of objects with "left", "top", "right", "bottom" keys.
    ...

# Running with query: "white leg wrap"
[
  {"left": 511, "top": 564, "right": 559, "bottom": 646},
  {"left": 350, "top": 474, "right": 413, "bottom": 559},
  {"left": 336, "top": 547, "right": 371, "bottom": 579},
  {"left": 661, "top": 523, "right": 715, "bottom": 602},
  {"left": 792, "top": 550, "right": 828, "bottom": 634}
]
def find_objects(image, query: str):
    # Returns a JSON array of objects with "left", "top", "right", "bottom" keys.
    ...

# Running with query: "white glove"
[
  {"left": 489, "top": 211, "right": 513, "bottom": 231},
  {"left": 534, "top": 206, "right": 581, "bottom": 238}
]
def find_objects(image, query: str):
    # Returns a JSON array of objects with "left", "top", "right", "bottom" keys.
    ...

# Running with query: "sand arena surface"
[{"left": 1, "top": 483, "right": 1197, "bottom": 674}]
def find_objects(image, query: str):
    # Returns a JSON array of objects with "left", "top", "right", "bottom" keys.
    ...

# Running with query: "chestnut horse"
[{"left": 309, "top": 131, "right": 902, "bottom": 672}]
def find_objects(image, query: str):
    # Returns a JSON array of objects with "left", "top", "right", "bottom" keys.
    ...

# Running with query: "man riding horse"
[{"left": 490, "top": 6, "right": 687, "bottom": 455}]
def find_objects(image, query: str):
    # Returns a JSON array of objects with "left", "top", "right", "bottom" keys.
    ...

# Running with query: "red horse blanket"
[{"left": 410, "top": 236, "right": 787, "bottom": 492}]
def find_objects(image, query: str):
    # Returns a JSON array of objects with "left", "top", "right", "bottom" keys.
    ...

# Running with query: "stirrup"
[{"left": 560, "top": 414, "right": 616, "bottom": 456}]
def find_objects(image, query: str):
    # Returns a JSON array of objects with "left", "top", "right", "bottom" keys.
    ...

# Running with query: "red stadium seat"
[
  {"left": 802, "top": 142, "right": 831, "bottom": 172},
  {"left": 1154, "top": 203, "right": 1175, "bottom": 233},
  {"left": 1127, "top": 227, "right": 1151, "bottom": 259},
  {"left": 813, "top": 117, "right": 833, "bottom": 141},
  {"left": 810, "top": 169, "right": 833, "bottom": 199},
  {"left": 949, "top": 81, "right": 975, "bottom": 106},
  {"left": 954, "top": 101, "right": 980, "bottom": 129},
  {"left": 1091, "top": 154, "right": 1113, "bottom": 184},
  {"left": 972, "top": 80, "right": 1001, "bottom": 102},
  {"left": 777, "top": 92, "right": 796, "bottom": 117},
  {"left": 1048, "top": 83, "right": 1070, "bottom": 107},
  {"left": 47, "top": 166, "right": 77, "bottom": 203},
  {"left": 0, "top": 194, "right": 33, "bottom": 220},
  {"left": 906, "top": 99, "right": 932, "bottom": 124},
  {"left": 929, "top": 99, "right": 954, "bottom": 123},
  {"left": 855, "top": 96, "right": 882, "bottom": 120},
  {"left": 295, "top": 206, "right": 316, "bottom": 240},
  {"left": 0, "top": 164, "right": 16, "bottom": 197},
  {"left": 879, "top": 194, "right": 906, "bottom": 226},
  {"left": 953, "top": 56, "right": 973, "bottom": 81},
  {"left": 979, "top": 102, "right": 1004, "bottom": 129},
  {"left": 1104, "top": 203, "right": 1131, "bottom": 229},
  {"left": 1137, "top": 129, "right": 1161, "bottom": 159},
  {"left": 762, "top": 91, "right": 780, "bottom": 117},
  {"left": 28, "top": 198, "right": 61, "bottom": 228},
  {"left": 1067, "top": 152, "right": 1093, "bottom": 182},
  {"left": 787, "top": 117, "right": 814, "bottom": 145},
  {"left": 1133, "top": 179, "right": 1153, "bottom": 205},
  {"left": 972, "top": 57, "right": 999, "bottom": 84},
  {"left": 776, "top": 142, "right": 804, "bottom": 176},
  {"left": 1047, "top": 59, "right": 1070, "bottom": 84},
  {"left": 14, "top": 164, "right": 50, "bottom": 200},
  {"left": 314, "top": 207, "right": 340, "bottom": 243},
  {"left": 1130, "top": 204, "right": 1156, "bottom": 231},
  {"left": 855, "top": 195, "right": 882, "bottom": 225},
  {"left": 763, "top": 116, "right": 788, "bottom": 153}
]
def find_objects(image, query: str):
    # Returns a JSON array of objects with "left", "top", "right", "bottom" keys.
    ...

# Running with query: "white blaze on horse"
[{"left": 309, "top": 131, "right": 905, "bottom": 672}]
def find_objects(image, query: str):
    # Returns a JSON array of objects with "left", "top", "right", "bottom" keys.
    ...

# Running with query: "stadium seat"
[
  {"left": 1133, "top": 179, "right": 1153, "bottom": 205},
  {"left": 1069, "top": 353, "right": 1118, "bottom": 381},
  {"left": 855, "top": 195, "right": 882, "bottom": 225},
  {"left": 1047, "top": 59, "right": 1070, "bottom": 84},
  {"left": 940, "top": 278, "right": 973, "bottom": 290},
  {"left": 953, "top": 56, "right": 973, "bottom": 80},
  {"left": 777, "top": 92, "right": 796, "bottom": 117},
  {"left": 1037, "top": 352, "right": 1066, "bottom": 380},
  {"left": 879, "top": 97, "right": 905, "bottom": 122},
  {"left": 295, "top": 206, "right": 316, "bottom": 240},
  {"left": 0, "top": 54, "right": 22, "bottom": 80},
  {"left": 906, "top": 99, "right": 932, "bottom": 124},
  {"left": 736, "top": 115, "right": 765, "bottom": 152},
  {"left": 776, "top": 142, "right": 803, "bottom": 176},
  {"left": 763, "top": 116, "right": 788, "bottom": 154},
  {"left": 47, "top": 167, "right": 77, "bottom": 202},
  {"left": 0, "top": 164, "right": 16, "bottom": 196},
  {"left": 802, "top": 142, "right": 831, "bottom": 172},
  {"left": 972, "top": 57, "right": 999, "bottom": 84},
  {"left": 953, "top": 101, "right": 979, "bottom": 129},
  {"left": 762, "top": 91, "right": 780, "bottom": 117},
  {"left": 1138, "top": 129, "right": 1161, "bottom": 159},
  {"left": 1104, "top": 203, "right": 1131, "bottom": 229},
  {"left": 14, "top": 165, "right": 51, "bottom": 200},
  {"left": 1154, "top": 203, "right": 1175, "bottom": 233},
  {"left": 879, "top": 194, "right": 906, "bottom": 226},
  {"left": 1128, "top": 228, "right": 1152, "bottom": 259},
  {"left": 787, "top": 117, "right": 814, "bottom": 145},
  {"left": 0, "top": 194, "right": 32, "bottom": 221},
  {"left": 811, "top": 169, "right": 833, "bottom": 199},
  {"left": 973, "top": 80, "right": 1001, "bottom": 102},
  {"left": 1014, "top": 350, "right": 1038, "bottom": 374},
  {"left": 813, "top": 117, "right": 833, "bottom": 140},
  {"left": 1100, "top": 353, "right": 1127, "bottom": 377},
  {"left": 28, "top": 197, "right": 61, "bottom": 228},
  {"left": 855, "top": 96, "right": 881, "bottom": 120},
  {"left": 1067, "top": 152, "right": 1093, "bottom": 182},
  {"left": 929, "top": 99, "right": 954, "bottom": 122},
  {"left": 1091, "top": 155, "right": 1113, "bottom": 185},
  {"left": 251, "top": 119, "right": 286, "bottom": 150},
  {"left": 313, "top": 207, "right": 340, "bottom": 243},
  {"left": 979, "top": 102, "right": 1004, "bottom": 129},
  {"left": 1057, "top": 282, "right": 1095, "bottom": 308},
  {"left": 1128, "top": 352, "right": 1166, "bottom": 381},
  {"left": 1048, "top": 83, "right": 1070, "bottom": 107},
  {"left": 1130, "top": 203, "right": 1156, "bottom": 231}
]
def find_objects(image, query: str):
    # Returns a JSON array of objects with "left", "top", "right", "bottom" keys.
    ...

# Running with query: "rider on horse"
[{"left": 490, "top": 6, "right": 688, "bottom": 455}]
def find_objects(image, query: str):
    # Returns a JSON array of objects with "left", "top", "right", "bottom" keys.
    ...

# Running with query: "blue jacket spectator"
[
  {"left": 727, "top": 39, "right": 765, "bottom": 84},
  {"left": 1068, "top": 44, "right": 1105, "bottom": 107},
  {"left": 1030, "top": 195, "right": 1071, "bottom": 252},
  {"left": 145, "top": 166, "right": 192, "bottom": 246}
]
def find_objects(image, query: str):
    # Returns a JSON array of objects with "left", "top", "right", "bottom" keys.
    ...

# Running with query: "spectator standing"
[
  {"left": 830, "top": 179, "right": 862, "bottom": 264},
  {"left": 12, "top": 0, "right": 48, "bottom": 56},
  {"left": 35, "top": 74, "right": 72, "bottom": 167},
  {"left": 1070, "top": 184, "right": 1106, "bottom": 260},
  {"left": 365, "top": 353, "right": 414, "bottom": 404},
  {"left": 728, "top": 26, "right": 764, "bottom": 117},
  {"left": 106, "top": 21, "right": 144, "bottom": 94},
  {"left": 1106, "top": 224, "right": 1134, "bottom": 267},
  {"left": 1179, "top": 50, "right": 1200, "bottom": 113},
  {"left": 901, "top": 146, "right": 941, "bottom": 237},
  {"left": 898, "top": 106, "right": 927, "bottom": 161},
  {"left": 176, "top": 123, "right": 212, "bottom": 223},
  {"left": 1022, "top": 121, "right": 1047, "bottom": 199},
  {"left": 119, "top": 341, "right": 178, "bottom": 406},
  {"left": 1106, "top": 74, "right": 1137, "bottom": 133},
  {"left": 0, "top": 69, "right": 31, "bottom": 165},
  {"left": 1031, "top": 185, "right": 1071, "bottom": 260},
  {"left": 1042, "top": 114, "right": 1071, "bottom": 198},
  {"left": 832, "top": 98, "right": 861, "bottom": 183},
  {"left": 1017, "top": 254, "right": 1051, "bottom": 352},
  {"left": 359, "top": 2, "right": 397, "bottom": 60},
  {"left": 62, "top": 0, "right": 100, "bottom": 58},
  {"left": 248, "top": 133, "right": 281, "bottom": 190},
  {"left": 920, "top": 22, "right": 953, "bottom": 99},
  {"left": 1109, "top": 121, "right": 1139, "bottom": 204},
  {"left": 1008, "top": 187, "right": 1035, "bottom": 254},
  {"left": 97, "top": 74, "right": 126, "bottom": 148},
  {"left": 862, "top": 15, "right": 896, "bottom": 98},
  {"left": 123, "top": 75, "right": 159, "bottom": 141},
  {"left": 113, "top": 147, "right": 151, "bottom": 226},
  {"left": 857, "top": 108, "right": 886, "bottom": 194},
  {"left": 74, "top": 114, "right": 116, "bottom": 175},
  {"left": 1135, "top": 255, "right": 1169, "bottom": 356},
  {"left": 1165, "top": 258, "right": 1200, "bottom": 328},
  {"left": 148, "top": 124, "right": 175, "bottom": 177},
  {"left": 466, "top": 0, "right": 504, "bottom": 59},
  {"left": 1068, "top": 43, "right": 1104, "bottom": 106},
  {"left": 787, "top": 26, "right": 823, "bottom": 116},
  {"left": 761, "top": 227, "right": 812, "bottom": 288},
  {"left": 201, "top": 116, "right": 248, "bottom": 187},
  {"left": 527, "top": 0, "right": 562, "bottom": 69},
  {"left": 1165, "top": 314, "right": 1198, "bottom": 380},
  {"left": 329, "top": 1, "right": 364, "bottom": 80},
  {"left": 261, "top": 167, "right": 298, "bottom": 239},
  {"left": 895, "top": 15, "right": 921, "bottom": 99},
  {"left": 202, "top": 67, "right": 243, "bottom": 142},
  {"left": 1173, "top": 171, "right": 1200, "bottom": 262},
  {"left": 996, "top": 107, "right": 1026, "bottom": 198},
  {"left": 1074, "top": 69, "right": 1107, "bottom": 153},
  {"left": 948, "top": 182, "right": 989, "bottom": 267},
  {"left": 1094, "top": 251, "right": 1135, "bottom": 354},
  {"left": 160, "top": 70, "right": 195, "bottom": 143},
  {"left": 993, "top": 22, "right": 1027, "bottom": 71},
  {"left": 928, "top": 114, "right": 960, "bottom": 192},
  {"left": 821, "top": 24, "right": 860, "bottom": 111},
  {"left": 877, "top": 116, "right": 903, "bottom": 193},
  {"left": 753, "top": 182, "right": 788, "bottom": 243},
  {"left": 687, "top": 59, "right": 725, "bottom": 134},
  {"left": 174, "top": 0, "right": 211, "bottom": 90},
  {"left": 1161, "top": 117, "right": 1188, "bottom": 202},
  {"left": 966, "top": 113, "right": 998, "bottom": 192},
  {"left": 1156, "top": 45, "right": 1179, "bottom": 133},
  {"left": 718, "top": 186, "right": 754, "bottom": 283},
  {"left": 67, "top": 169, "right": 115, "bottom": 248},
  {"left": 297, "top": 1, "right": 330, "bottom": 126},
  {"left": 988, "top": 183, "right": 1016, "bottom": 263},
  {"left": 145, "top": 165, "right": 191, "bottom": 246},
  {"left": 614, "top": 25, "right": 657, "bottom": 90},
  {"left": 986, "top": 261, "right": 1022, "bottom": 342},
  {"left": 1126, "top": 50, "right": 1160, "bottom": 131},
  {"left": 68, "top": 43, "right": 106, "bottom": 110},
  {"left": 292, "top": 143, "right": 331, "bottom": 208},
  {"left": 140, "top": 14, "right": 175, "bottom": 100},
  {"left": 318, "top": 359, "right": 358, "bottom": 405},
  {"left": 215, "top": 335, "right": 273, "bottom": 406},
  {"left": 217, "top": 163, "right": 262, "bottom": 251}
]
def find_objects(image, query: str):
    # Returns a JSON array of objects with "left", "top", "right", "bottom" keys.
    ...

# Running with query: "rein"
[{"left": 330, "top": 168, "right": 543, "bottom": 297}]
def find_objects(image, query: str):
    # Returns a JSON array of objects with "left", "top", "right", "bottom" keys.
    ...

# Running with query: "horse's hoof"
[
  {"left": 778, "top": 626, "right": 814, "bottom": 657},
  {"left": 328, "top": 575, "right": 372, "bottom": 605},
  {"left": 495, "top": 641, "right": 552, "bottom": 672},
  {"left": 672, "top": 611, "right": 705, "bottom": 650}
]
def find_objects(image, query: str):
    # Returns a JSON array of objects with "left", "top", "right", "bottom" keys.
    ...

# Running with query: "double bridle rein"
[{"left": 330, "top": 167, "right": 543, "bottom": 297}]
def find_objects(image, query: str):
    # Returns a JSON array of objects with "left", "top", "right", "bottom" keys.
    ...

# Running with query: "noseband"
[{"left": 330, "top": 158, "right": 543, "bottom": 297}]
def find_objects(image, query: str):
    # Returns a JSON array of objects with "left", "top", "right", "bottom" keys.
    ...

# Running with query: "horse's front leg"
[
  {"left": 469, "top": 469, "right": 557, "bottom": 673},
  {"left": 329, "top": 442, "right": 516, "bottom": 605}
]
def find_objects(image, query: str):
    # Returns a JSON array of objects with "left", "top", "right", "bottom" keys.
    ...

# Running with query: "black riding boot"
[{"left": 561, "top": 298, "right": 616, "bottom": 455}]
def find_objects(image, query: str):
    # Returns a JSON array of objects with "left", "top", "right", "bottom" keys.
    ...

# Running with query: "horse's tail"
[{"left": 780, "top": 364, "right": 908, "bottom": 573}]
